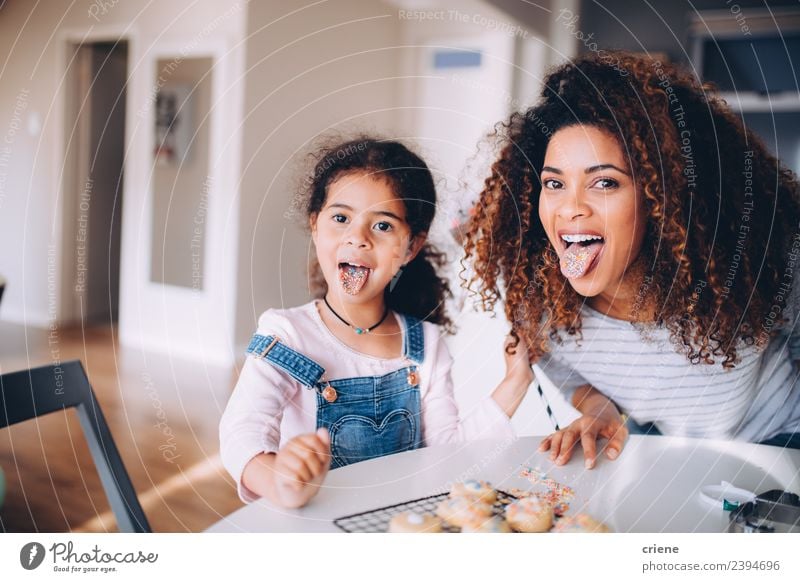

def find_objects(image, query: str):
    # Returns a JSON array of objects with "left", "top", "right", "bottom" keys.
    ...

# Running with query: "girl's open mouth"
[
  {"left": 338, "top": 262, "right": 371, "bottom": 295},
  {"left": 559, "top": 234, "right": 605, "bottom": 279}
]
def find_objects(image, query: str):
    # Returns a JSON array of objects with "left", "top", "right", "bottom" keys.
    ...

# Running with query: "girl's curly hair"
[
  {"left": 303, "top": 136, "right": 452, "bottom": 329},
  {"left": 464, "top": 51, "right": 800, "bottom": 368}
]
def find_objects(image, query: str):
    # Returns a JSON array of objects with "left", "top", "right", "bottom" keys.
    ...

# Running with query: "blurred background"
[{"left": 0, "top": 0, "right": 798, "bottom": 531}]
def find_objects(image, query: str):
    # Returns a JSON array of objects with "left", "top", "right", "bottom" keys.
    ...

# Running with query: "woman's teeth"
[{"left": 561, "top": 233, "right": 603, "bottom": 246}]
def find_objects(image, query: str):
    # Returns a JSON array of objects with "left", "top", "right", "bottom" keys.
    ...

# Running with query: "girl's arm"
[
  {"left": 538, "top": 384, "right": 628, "bottom": 469},
  {"left": 490, "top": 336, "right": 535, "bottom": 417},
  {"left": 219, "top": 349, "right": 298, "bottom": 503},
  {"left": 421, "top": 329, "right": 528, "bottom": 446},
  {"left": 242, "top": 429, "right": 331, "bottom": 509}
]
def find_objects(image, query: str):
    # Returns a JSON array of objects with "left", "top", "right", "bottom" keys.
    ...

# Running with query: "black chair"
[{"left": 0, "top": 360, "right": 150, "bottom": 532}]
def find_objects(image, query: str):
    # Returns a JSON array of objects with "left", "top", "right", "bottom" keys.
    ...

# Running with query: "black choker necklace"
[{"left": 323, "top": 296, "right": 389, "bottom": 335}]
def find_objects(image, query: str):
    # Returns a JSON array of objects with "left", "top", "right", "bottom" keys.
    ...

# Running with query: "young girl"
[
  {"left": 465, "top": 52, "right": 800, "bottom": 469},
  {"left": 220, "top": 138, "right": 533, "bottom": 508}
]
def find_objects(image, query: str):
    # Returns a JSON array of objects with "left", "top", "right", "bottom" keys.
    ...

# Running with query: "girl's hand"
[
  {"left": 270, "top": 428, "right": 331, "bottom": 508},
  {"left": 538, "top": 408, "right": 628, "bottom": 469},
  {"left": 490, "top": 335, "right": 535, "bottom": 418},
  {"left": 503, "top": 334, "right": 534, "bottom": 385}
]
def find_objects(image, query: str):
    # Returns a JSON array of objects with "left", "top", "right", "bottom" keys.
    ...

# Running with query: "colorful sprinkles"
[
  {"left": 520, "top": 466, "right": 575, "bottom": 516},
  {"left": 339, "top": 264, "right": 368, "bottom": 295},
  {"left": 561, "top": 246, "right": 594, "bottom": 278}
]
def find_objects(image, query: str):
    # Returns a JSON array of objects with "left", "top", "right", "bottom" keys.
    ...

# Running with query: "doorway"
[{"left": 62, "top": 40, "right": 127, "bottom": 325}]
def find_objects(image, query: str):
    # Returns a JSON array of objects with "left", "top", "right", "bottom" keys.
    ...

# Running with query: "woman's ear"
[{"left": 405, "top": 233, "right": 427, "bottom": 264}]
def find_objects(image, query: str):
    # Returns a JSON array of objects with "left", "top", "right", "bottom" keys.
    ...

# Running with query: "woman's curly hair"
[
  {"left": 303, "top": 136, "right": 452, "bottom": 329},
  {"left": 463, "top": 51, "right": 800, "bottom": 368}
]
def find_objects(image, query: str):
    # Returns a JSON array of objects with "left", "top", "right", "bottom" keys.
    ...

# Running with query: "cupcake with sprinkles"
[
  {"left": 505, "top": 497, "right": 554, "bottom": 532},
  {"left": 436, "top": 496, "right": 494, "bottom": 528},
  {"left": 388, "top": 511, "right": 443, "bottom": 533},
  {"left": 552, "top": 513, "right": 611, "bottom": 533},
  {"left": 461, "top": 515, "right": 513, "bottom": 533},
  {"left": 450, "top": 479, "right": 498, "bottom": 504}
]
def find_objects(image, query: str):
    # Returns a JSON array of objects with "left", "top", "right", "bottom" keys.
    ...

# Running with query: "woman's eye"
[
  {"left": 374, "top": 221, "right": 393, "bottom": 232},
  {"left": 332, "top": 214, "right": 348, "bottom": 224},
  {"left": 593, "top": 178, "right": 619, "bottom": 190},
  {"left": 542, "top": 178, "right": 563, "bottom": 190}
]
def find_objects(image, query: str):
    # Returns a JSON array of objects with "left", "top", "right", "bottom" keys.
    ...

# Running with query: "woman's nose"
[{"left": 557, "top": 190, "right": 591, "bottom": 220}]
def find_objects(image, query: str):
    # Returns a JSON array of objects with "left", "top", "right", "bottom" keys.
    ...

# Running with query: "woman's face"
[{"left": 538, "top": 125, "right": 647, "bottom": 300}]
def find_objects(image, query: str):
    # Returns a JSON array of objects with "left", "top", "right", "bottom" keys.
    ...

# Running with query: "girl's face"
[
  {"left": 311, "top": 172, "right": 423, "bottom": 304},
  {"left": 538, "top": 125, "right": 647, "bottom": 300}
]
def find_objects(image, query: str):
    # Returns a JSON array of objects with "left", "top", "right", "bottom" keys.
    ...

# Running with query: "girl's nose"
[{"left": 344, "top": 223, "right": 370, "bottom": 248}]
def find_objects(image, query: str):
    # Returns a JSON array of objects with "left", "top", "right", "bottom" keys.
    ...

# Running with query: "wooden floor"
[{"left": 0, "top": 321, "right": 244, "bottom": 532}]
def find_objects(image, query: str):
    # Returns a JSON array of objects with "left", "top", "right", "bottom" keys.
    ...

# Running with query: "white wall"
[
  {"left": 150, "top": 56, "right": 213, "bottom": 289},
  {"left": 0, "top": 0, "right": 578, "bottom": 429},
  {"left": 234, "top": 1, "right": 552, "bottom": 338},
  {"left": 0, "top": 0, "right": 246, "bottom": 366},
  {"left": 235, "top": 1, "right": 404, "bottom": 344}
]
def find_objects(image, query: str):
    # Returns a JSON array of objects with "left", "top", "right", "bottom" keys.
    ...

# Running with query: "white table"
[{"left": 207, "top": 435, "right": 800, "bottom": 533}]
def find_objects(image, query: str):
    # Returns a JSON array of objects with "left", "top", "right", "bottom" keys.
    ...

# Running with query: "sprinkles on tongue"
[
  {"left": 560, "top": 240, "right": 602, "bottom": 279},
  {"left": 339, "top": 264, "right": 369, "bottom": 295}
]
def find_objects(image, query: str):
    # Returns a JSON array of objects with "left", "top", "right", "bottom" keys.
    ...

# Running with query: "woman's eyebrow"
[
  {"left": 586, "top": 163, "right": 630, "bottom": 175},
  {"left": 541, "top": 164, "right": 631, "bottom": 175}
]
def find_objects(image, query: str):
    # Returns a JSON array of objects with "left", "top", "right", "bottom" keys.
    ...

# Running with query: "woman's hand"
[{"left": 538, "top": 385, "right": 627, "bottom": 469}]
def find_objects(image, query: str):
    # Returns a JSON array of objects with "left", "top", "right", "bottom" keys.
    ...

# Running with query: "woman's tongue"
[
  {"left": 561, "top": 240, "right": 603, "bottom": 279},
  {"left": 339, "top": 263, "right": 370, "bottom": 295}
]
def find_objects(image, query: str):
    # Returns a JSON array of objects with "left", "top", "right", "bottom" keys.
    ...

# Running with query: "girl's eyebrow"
[
  {"left": 371, "top": 210, "right": 403, "bottom": 221},
  {"left": 541, "top": 164, "right": 630, "bottom": 176},
  {"left": 327, "top": 202, "right": 353, "bottom": 211},
  {"left": 326, "top": 203, "right": 403, "bottom": 221}
]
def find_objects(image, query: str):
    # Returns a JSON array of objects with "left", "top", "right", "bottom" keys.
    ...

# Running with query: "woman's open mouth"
[
  {"left": 338, "top": 262, "right": 371, "bottom": 295},
  {"left": 559, "top": 233, "right": 605, "bottom": 279}
]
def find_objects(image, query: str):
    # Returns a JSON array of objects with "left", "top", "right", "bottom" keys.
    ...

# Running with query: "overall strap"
[
  {"left": 401, "top": 314, "right": 425, "bottom": 364},
  {"left": 246, "top": 334, "right": 325, "bottom": 388}
]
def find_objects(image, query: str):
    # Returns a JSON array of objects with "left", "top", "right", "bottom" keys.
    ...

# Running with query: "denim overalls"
[{"left": 245, "top": 313, "right": 424, "bottom": 468}]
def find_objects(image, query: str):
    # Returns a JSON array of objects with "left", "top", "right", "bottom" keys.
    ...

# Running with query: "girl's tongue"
[
  {"left": 339, "top": 263, "right": 370, "bottom": 295},
  {"left": 561, "top": 240, "right": 603, "bottom": 279}
]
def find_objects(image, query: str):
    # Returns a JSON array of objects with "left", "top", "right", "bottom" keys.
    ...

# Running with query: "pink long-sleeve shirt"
[{"left": 219, "top": 301, "right": 516, "bottom": 502}]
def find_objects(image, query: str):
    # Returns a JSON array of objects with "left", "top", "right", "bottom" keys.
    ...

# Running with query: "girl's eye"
[
  {"left": 332, "top": 214, "right": 348, "bottom": 224},
  {"left": 593, "top": 178, "right": 619, "bottom": 190},
  {"left": 542, "top": 178, "right": 563, "bottom": 190},
  {"left": 374, "top": 221, "right": 393, "bottom": 232}
]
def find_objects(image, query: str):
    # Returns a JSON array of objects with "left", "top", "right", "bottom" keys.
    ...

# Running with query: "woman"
[{"left": 464, "top": 51, "right": 800, "bottom": 468}]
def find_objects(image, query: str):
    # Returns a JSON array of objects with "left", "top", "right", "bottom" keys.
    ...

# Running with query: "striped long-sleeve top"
[{"left": 538, "top": 304, "right": 800, "bottom": 442}]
